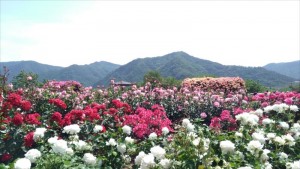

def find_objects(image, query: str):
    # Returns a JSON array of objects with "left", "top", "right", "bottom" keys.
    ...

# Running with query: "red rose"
[
  {"left": 12, "top": 113, "right": 24, "bottom": 126},
  {"left": 21, "top": 100, "right": 32, "bottom": 111},
  {"left": 24, "top": 132, "right": 34, "bottom": 147},
  {"left": 49, "top": 99, "right": 67, "bottom": 109},
  {"left": 0, "top": 153, "right": 11, "bottom": 162},
  {"left": 51, "top": 112, "right": 62, "bottom": 122},
  {"left": 25, "top": 113, "right": 41, "bottom": 125},
  {"left": 112, "top": 99, "right": 123, "bottom": 108},
  {"left": 7, "top": 93, "right": 22, "bottom": 107}
]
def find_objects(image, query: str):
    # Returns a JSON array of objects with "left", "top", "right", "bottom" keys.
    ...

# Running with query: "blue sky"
[{"left": 1, "top": 1, "right": 299, "bottom": 67}]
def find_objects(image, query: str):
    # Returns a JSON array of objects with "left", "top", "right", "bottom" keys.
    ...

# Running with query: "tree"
[
  {"left": 143, "top": 71, "right": 163, "bottom": 87},
  {"left": 162, "top": 77, "right": 181, "bottom": 88},
  {"left": 12, "top": 71, "right": 41, "bottom": 89},
  {"left": 245, "top": 79, "right": 268, "bottom": 93}
]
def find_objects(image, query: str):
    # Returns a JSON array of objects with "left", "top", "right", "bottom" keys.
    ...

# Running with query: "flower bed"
[{"left": 0, "top": 80, "right": 299, "bottom": 169}]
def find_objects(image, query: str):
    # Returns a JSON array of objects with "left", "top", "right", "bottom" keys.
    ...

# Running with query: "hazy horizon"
[{"left": 1, "top": 1, "right": 299, "bottom": 67}]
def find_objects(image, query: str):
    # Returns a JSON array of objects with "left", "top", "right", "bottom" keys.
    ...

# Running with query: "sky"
[{"left": 0, "top": 0, "right": 299, "bottom": 67}]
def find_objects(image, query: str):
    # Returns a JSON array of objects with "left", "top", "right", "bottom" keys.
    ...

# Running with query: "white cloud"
[{"left": 1, "top": 1, "right": 299, "bottom": 67}]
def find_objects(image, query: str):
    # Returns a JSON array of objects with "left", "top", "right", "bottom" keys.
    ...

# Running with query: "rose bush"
[{"left": 0, "top": 79, "right": 299, "bottom": 168}]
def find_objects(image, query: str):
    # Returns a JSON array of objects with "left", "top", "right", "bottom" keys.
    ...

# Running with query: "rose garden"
[{"left": 0, "top": 76, "right": 299, "bottom": 169}]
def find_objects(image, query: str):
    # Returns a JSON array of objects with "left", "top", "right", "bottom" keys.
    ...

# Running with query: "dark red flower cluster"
[
  {"left": 12, "top": 113, "right": 24, "bottom": 126},
  {"left": 0, "top": 153, "right": 11, "bottom": 162},
  {"left": 112, "top": 99, "right": 123, "bottom": 108},
  {"left": 51, "top": 112, "right": 63, "bottom": 126},
  {"left": 24, "top": 132, "right": 34, "bottom": 147},
  {"left": 49, "top": 98, "right": 67, "bottom": 110},
  {"left": 1, "top": 102, "right": 13, "bottom": 114},
  {"left": 21, "top": 100, "right": 32, "bottom": 111},
  {"left": 111, "top": 99, "right": 132, "bottom": 114},
  {"left": 7, "top": 93, "right": 22, "bottom": 107},
  {"left": 84, "top": 106, "right": 101, "bottom": 122},
  {"left": 25, "top": 113, "right": 41, "bottom": 125},
  {"left": 124, "top": 104, "right": 173, "bottom": 139},
  {"left": 61, "top": 105, "right": 102, "bottom": 126},
  {"left": 6, "top": 93, "right": 32, "bottom": 111},
  {"left": 90, "top": 103, "right": 106, "bottom": 111}
]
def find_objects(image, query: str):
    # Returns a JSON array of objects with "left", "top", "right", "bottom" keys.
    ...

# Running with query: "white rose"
[
  {"left": 63, "top": 124, "right": 81, "bottom": 135},
  {"left": 182, "top": 119, "right": 191, "bottom": 127},
  {"left": 162, "top": 127, "right": 169, "bottom": 135},
  {"left": 279, "top": 122, "right": 290, "bottom": 130},
  {"left": 106, "top": 138, "right": 117, "bottom": 146},
  {"left": 122, "top": 125, "right": 132, "bottom": 135},
  {"left": 150, "top": 145, "right": 166, "bottom": 160},
  {"left": 93, "top": 125, "right": 103, "bottom": 133},
  {"left": 117, "top": 144, "right": 127, "bottom": 154},
  {"left": 24, "top": 149, "right": 41, "bottom": 163},
  {"left": 140, "top": 154, "right": 155, "bottom": 169},
  {"left": 134, "top": 151, "right": 146, "bottom": 165},
  {"left": 51, "top": 139, "right": 69, "bottom": 155},
  {"left": 149, "top": 132, "right": 157, "bottom": 140},
  {"left": 159, "top": 158, "right": 171, "bottom": 169},
  {"left": 125, "top": 137, "right": 135, "bottom": 144},
  {"left": 33, "top": 128, "right": 47, "bottom": 141},
  {"left": 83, "top": 153, "right": 97, "bottom": 166},
  {"left": 14, "top": 158, "right": 31, "bottom": 169},
  {"left": 290, "top": 105, "right": 299, "bottom": 112},
  {"left": 252, "top": 132, "right": 266, "bottom": 144},
  {"left": 220, "top": 140, "right": 235, "bottom": 154}
]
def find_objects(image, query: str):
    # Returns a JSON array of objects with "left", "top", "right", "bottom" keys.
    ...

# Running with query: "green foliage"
[
  {"left": 280, "top": 82, "right": 300, "bottom": 92},
  {"left": 0, "top": 66, "right": 10, "bottom": 96},
  {"left": 143, "top": 70, "right": 163, "bottom": 87},
  {"left": 12, "top": 71, "right": 42, "bottom": 89},
  {"left": 288, "top": 82, "right": 300, "bottom": 92},
  {"left": 245, "top": 79, "right": 268, "bottom": 93},
  {"left": 161, "top": 77, "right": 181, "bottom": 88}
]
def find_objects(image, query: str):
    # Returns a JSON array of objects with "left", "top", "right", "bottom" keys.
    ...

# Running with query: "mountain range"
[
  {"left": 0, "top": 51, "right": 298, "bottom": 88},
  {"left": 0, "top": 61, "right": 120, "bottom": 86},
  {"left": 263, "top": 60, "right": 300, "bottom": 80}
]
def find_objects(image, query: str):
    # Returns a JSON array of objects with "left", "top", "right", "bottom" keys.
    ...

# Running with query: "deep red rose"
[
  {"left": 12, "top": 113, "right": 24, "bottom": 126},
  {"left": 0, "top": 153, "right": 11, "bottom": 162},
  {"left": 24, "top": 132, "right": 34, "bottom": 147},
  {"left": 109, "top": 108, "right": 118, "bottom": 114},
  {"left": 49, "top": 98, "right": 67, "bottom": 109},
  {"left": 21, "top": 100, "right": 32, "bottom": 111},
  {"left": 1, "top": 102, "right": 13, "bottom": 113},
  {"left": 25, "top": 113, "right": 41, "bottom": 125},
  {"left": 112, "top": 99, "right": 123, "bottom": 108},
  {"left": 7, "top": 93, "right": 22, "bottom": 107},
  {"left": 51, "top": 112, "right": 62, "bottom": 122}
]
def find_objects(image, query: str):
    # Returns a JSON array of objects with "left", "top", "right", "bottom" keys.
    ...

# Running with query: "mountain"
[
  {"left": 263, "top": 60, "right": 300, "bottom": 80},
  {"left": 0, "top": 61, "right": 63, "bottom": 82},
  {"left": 97, "top": 51, "right": 296, "bottom": 87},
  {"left": 0, "top": 61, "right": 120, "bottom": 86},
  {"left": 42, "top": 61, "right": 120, "bottom": 86}
]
